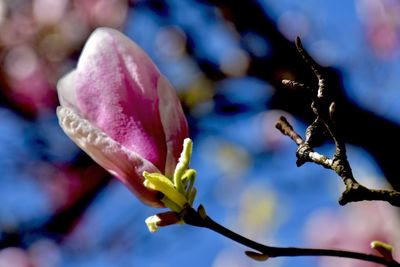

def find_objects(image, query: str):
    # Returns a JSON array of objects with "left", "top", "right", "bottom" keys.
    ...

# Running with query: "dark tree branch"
[
  {"left": 182, "top": 205, "right": 400, "bottom": 266},
  {"left": 276, "top": 116, "right": 400, "bottom": 207},
  {"left": 276, "top": 37, "right": 400, "bottom": 207}
]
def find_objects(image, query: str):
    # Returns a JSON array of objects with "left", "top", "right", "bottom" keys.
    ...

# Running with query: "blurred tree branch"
[{"left": 0, "top": 157, "right": 111, "bottom": 248}]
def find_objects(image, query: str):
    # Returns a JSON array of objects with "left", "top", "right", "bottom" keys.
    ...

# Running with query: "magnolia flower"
[{"left": 56, "top": 27, "right": 194, "bottom": 217}]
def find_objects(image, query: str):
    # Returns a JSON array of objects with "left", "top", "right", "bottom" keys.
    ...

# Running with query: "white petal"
[{"left": 57, "top": 70, "right": 78, "bottom": 108}]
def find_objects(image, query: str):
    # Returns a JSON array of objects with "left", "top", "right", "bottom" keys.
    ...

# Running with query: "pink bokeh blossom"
[{"left": 305, "top": 202, "right": 400, "bottom": 267}]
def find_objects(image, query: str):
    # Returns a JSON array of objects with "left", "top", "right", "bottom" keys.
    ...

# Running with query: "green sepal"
[
  {"left": 182, "top": 169, "right": 196, "bottom": 188},
  {"left": 143, "top": 171, "right": 187, "bottom": 208},
  {"left": 187, "top": 188, "right": 197, "bottom": 206},
  {"left": 173, "top": 138, "right": 193, "bottom": 194},
  {"left": 162, "top": 197, "right": 184, "bottom": 212},
  {"left": 142, "top": 138, "right": 201, "bottom": 232}
]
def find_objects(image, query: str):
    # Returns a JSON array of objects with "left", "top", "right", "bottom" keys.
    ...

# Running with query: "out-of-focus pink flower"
[
  {"left": 57, "top": 27, "right": 188, "bottom": 207},
  {"left": 356, "top": 0, "right": 400, "bottom": 58},
  {"left": 3, "top": 45, "right": 56, "bottom": 114},
  {"left": 0, "top": 247, "right": 31, "bottom": 267},
  {"left": 0, "top": 1, "right": 129, "bottom": 117},
  {"left": 76, "top": 0, "right": 128, "bottom": 29},
  {"left": 305, "top": 202, "right": 400, "bottom": 267}
]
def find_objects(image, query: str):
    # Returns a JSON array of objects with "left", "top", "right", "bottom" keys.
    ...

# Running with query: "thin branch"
[
  {"left": 275, "top": 116, "right": 303, "bottom": 146},
  {"left": 295, "top": 37, "right": 326, "bottom": 98},
  {"left": 275, "top": 37, "right": 400, "bottom": 207},
  {"left": 276, "top": 116, "right": 400, "bottom": 206},
  {"left": 182, "top": 205, "right": 400, "bottom": 266}
]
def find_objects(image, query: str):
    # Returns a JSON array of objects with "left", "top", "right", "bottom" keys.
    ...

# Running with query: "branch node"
[{"left": 296, "top": 143, "right": 311, "bottom": 167}]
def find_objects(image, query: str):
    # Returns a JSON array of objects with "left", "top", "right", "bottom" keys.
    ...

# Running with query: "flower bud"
[{"left": 57, "top": 27, "right": 188, "bottom": 207}]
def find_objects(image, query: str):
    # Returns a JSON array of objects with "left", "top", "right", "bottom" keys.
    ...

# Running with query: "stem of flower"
[{"left": 182, "top": 206, "right": 400, "bottom": 266}]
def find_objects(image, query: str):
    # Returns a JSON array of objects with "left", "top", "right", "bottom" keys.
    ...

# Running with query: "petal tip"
[{"left": 57, "top": 70, "right": 77, "bottom": 108}]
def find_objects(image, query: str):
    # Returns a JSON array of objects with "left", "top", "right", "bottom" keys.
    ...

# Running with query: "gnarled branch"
[{"left": 276, "top": 37, "right": 400, "bottom": 207}]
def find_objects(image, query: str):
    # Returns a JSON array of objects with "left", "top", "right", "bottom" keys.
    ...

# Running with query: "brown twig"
[
  {"left": 276, "top": 37, "right": 400, "bottom": 207},
  {"left": 182, "top": 205, "right": 400, "bottom": 266}
]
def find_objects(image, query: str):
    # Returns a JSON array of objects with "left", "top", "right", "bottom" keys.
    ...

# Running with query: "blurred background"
[{"left": 1, "top": 0, "right": 400, "bottom": 266}]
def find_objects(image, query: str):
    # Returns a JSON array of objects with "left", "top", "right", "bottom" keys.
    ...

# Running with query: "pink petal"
[
  {"left": 157, "top": 76, "right": 189, "bottom": 176},
  {"left": 57, "top": 106, "right": 164, "bottom": 207},
  {"left": 74, "top": 27, "right": 167, "bottom": 172}
]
